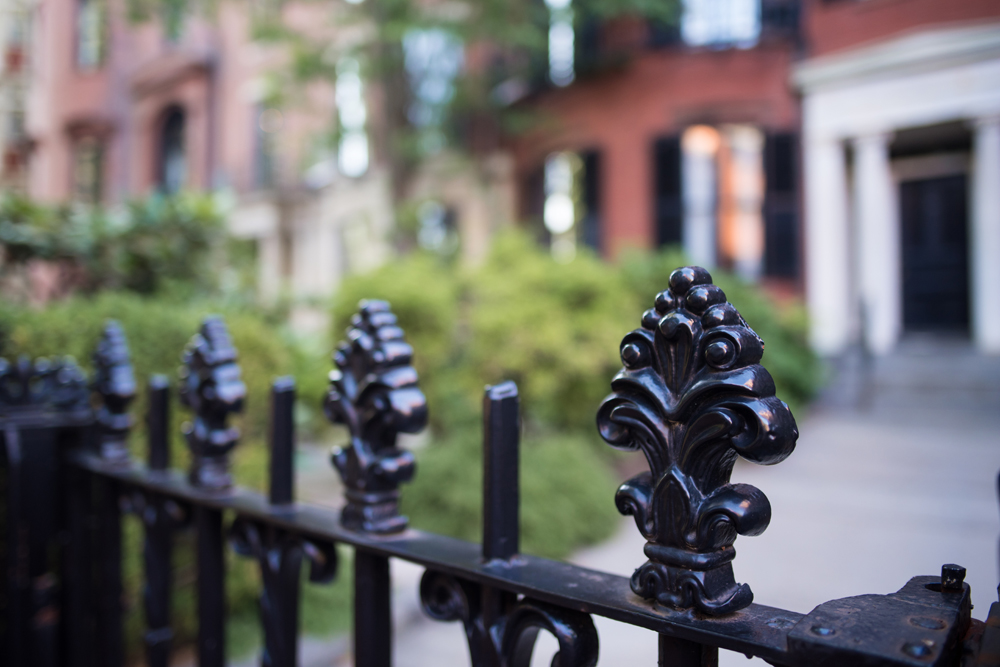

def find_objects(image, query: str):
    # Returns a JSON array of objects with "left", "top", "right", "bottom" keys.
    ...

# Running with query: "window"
[
  {"left": 76, "top": 0, "right": 105, "bottom": 69},
  {"left": 158, "top": 107, "right": 186, "bottom": 194},
  {"left": 336, "top": 58, "right": 369, "bottom": 178},
  {"left": 255, "top": 106, "right": 280, "bottom": 188},
  {"left": 681, "top": 0, "right": 760, "bottom": 48},
  {"left": 681, "top": 125, "right": 720, "bottom": 268},
  {"left": 545, "top": 0, "right": 575, "bottom": 86},
  {"left": 416, "top": 200, "right": 458, "bottom": 256},
  {"left": 73, "top": 137, "right": 103, "bottom": 204},
  {"left": 541, "top": 150, "right": 601, "bottom": 259},
  {"left": 403, "top": 29, "right": 463, "bottom": 155}
]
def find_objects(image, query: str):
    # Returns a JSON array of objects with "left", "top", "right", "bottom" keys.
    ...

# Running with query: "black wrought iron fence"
[{"left": 1, "top": 266, "right": 996, "bottom": 667}]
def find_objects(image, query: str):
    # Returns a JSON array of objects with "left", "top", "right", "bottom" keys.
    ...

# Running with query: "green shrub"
[
  {"left": 0, "top": 193, "right": 228, "bottom": 298},
  {"left": 401, "top": 431, "right": 620, "bottom": 559}
]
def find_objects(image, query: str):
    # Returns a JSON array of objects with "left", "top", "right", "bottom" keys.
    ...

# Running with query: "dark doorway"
[
  {"left": 899, "top": 174, "right": 969, "bottom": 331},
  {"left": 158, "top": 106, "right": 186, "bottom": 194}
]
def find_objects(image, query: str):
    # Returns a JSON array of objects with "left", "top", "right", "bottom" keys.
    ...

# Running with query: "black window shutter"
[
  {"left": 763, "top": 132, "right": 800, "bottom": 278},
  {"left": 653, "top": 136, "right": 683, "bottom": 248},
  {"left": 580, "top": 149, "right": 602, "bottom": 254}
]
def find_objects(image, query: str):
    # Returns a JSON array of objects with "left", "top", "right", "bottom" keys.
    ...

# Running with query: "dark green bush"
[{"left": 401, "top": 431, "right": 620, "bottom": 559}]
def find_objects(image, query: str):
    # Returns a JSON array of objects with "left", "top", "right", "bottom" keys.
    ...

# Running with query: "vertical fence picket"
[
  {"left": 262, "top": 377, "right": 301, "bottom": 667},
  {"left": 269, "top": 378, "right": 295, "bottom": 507},
  {"left": 94, "top": 476, "right": 123, "bottom": 667},
  {"left": 64, "top": 463, "right": 94, "bottom": 667},
  {"left": 144, "top": 375, "right": 174, "bottom": 667},
  {"left": 354, "top": 551, "right": 392, "bottom": 667},
  {"left": 481, "top": 382, "right": 520, "bottom": 631},
  {"left": 658, "top": 635, "right": 718, "bottom": 667},
  {"left": 196, "top": 508, "right": 226, "bottom": 667},
  {"left": 1, "top": 424, "right": 26, "bottom": 666}
]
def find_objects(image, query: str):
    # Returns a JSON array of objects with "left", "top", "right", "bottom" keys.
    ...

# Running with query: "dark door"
[{"left": 900, "top": 174, "right": 969, "bottom": 331}]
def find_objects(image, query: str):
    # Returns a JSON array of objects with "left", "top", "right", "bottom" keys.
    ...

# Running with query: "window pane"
[
  {"left": 681, "top": 0, "right": 761, "bottom": 48},
  {"left": 73, "top": 138, "right": 103, "bottom": 204},
  {"left": 76, "top": 0, "right": 104, "bottom": 69}
]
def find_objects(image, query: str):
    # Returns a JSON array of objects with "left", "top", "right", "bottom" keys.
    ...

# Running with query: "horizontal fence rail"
[{"left": 1, "top": 267, "right": 996, "bottom": 667}]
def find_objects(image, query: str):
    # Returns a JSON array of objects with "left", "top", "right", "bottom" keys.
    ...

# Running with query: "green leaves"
[{"left": 0, "top": 193, "right": 227, "bottom": 297}]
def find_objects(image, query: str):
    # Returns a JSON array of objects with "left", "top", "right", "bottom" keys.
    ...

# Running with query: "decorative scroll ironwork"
[
  {"left": 0, "top": 355, "right": 89, "bottom": 413},
  {"left": 92, "top": 321, "right": 136, "bottom": 463},
  {"left": 324, "top": 300, "right": 428, "bottom": 533},
  {"left": 597, "top": 266, "right": 798, "bottom": 615},
  {"left": 230, "top": 518, "right": 337, "bottom": 667},
  {"left": 179, "top": 317, "right": 246, "bottom": 490},
  {"left": 420, "top": 570, "right": 599, "bottom": 667}
]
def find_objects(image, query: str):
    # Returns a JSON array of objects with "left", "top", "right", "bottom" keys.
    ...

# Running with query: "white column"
[
  {"left": 971, "top": 116, "right": 1000, "bottom": 353},
  {"left": 853, "top": 132, "right": 900, "bottom": 355},
  {"left": 804, "top": 134, "right": 851, "bottom": 355}
]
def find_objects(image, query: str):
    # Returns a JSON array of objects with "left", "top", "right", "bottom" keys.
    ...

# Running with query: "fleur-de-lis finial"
[
  {"left": 92, "top": 320, "right": 136, "bottom": 462},
  {"left": 597, "top": 267, "right": 798, "bottom": 615},
  {"left": 180, "top": 316, "right": 246, "bottom": 490},
  {"left": 0, "top": 355, "right": 89, "bottom": 413},
  {"left": 325, "top": 300, "right": 428, "bottom": 533}
]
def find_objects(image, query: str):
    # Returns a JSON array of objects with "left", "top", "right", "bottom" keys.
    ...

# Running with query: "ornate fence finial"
[
  {"left": 0, "top": 355, "right": 89, "bottom": 414},
  {"left": 92, "top": 320, "right": 136, "bottom": 463},
  {"left": 597, "top": 266, "right": 798, "bottom": 616},
  {"left": 179, "top": 316, "right": 246, "bottom": 490},
  {"left": 324, "top": 300, "right": 427, "bottom": 533}
]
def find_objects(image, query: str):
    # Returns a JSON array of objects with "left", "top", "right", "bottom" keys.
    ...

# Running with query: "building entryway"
[{"left": 899, "top": 174, "right": 969, "bottom": 332}]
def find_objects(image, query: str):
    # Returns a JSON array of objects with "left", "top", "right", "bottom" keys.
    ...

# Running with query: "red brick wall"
[
  {"left": 805, "top": 0, "right": 1000, "bottom": 57},
  {"left": 513, "top": 44, "right": 799, "bottom": 258}
]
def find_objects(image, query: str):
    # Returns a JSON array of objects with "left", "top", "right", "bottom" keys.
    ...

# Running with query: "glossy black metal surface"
[
  {"left": 1, "top": 352, "right": 94, "bottom": 667},
  {"left": 179, "top": 316, "right": 246, "bottom": 491},
  {"left": 597, "top": 266, "right": 798, "bottom": 616},
  {"left": 324, "top": 300, "right": 428, "bottom": 534},
  {"left": 482, "top": 381, "right": 520, "bottom": 563},
  {"left": 92, "top": 321, "right": 136, "bottom": 464},
  {"left": 0, "top": 355, "right": 90, "bottom": 419},
  {"left": 140, "top": 376, "right": 180, "bottom": 667},
  {"left": 269, "top": 377, "right": 296, "bottom": 506}
]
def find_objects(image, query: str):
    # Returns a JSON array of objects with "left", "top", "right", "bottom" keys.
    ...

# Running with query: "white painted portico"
[{"left": 795, "top": 22, "right": 1000, "bottom": 355}]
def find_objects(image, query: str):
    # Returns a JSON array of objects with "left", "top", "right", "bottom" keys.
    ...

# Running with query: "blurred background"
[{"left": 0, "top": 0, "right": 998, "bottom": 664}]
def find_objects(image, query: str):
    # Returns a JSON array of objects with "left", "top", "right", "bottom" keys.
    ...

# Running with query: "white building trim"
[{"left": 796, "top": 22, "right": 1000, "bottom": 355}]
